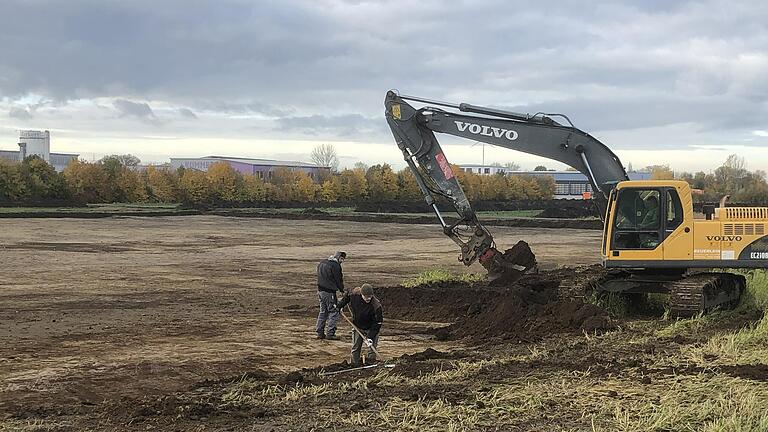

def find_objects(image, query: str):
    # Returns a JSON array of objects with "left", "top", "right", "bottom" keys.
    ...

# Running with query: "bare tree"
[
  {"left": 504, "top": 162, "right": 521, "bottom": 171},
  {"left": 310, "top": 144, "right": 339, "bottom": 172},
  {"left": 99, "top": 154, "right": 141, "bottom": 167}
]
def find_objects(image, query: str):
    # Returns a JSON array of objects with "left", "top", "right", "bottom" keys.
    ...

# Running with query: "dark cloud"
[
  {"left": 8, "top": 107, "right": 32, "bottom": 120},
  {"left": 113, "top": 99, "right": 154, "bottom": 119}
]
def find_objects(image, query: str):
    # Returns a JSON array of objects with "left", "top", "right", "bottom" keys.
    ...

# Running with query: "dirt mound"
[
  {"left": 399, "top": 348, "right": 450, "bottom": 361},
  {"left": 378, "top": 267, "right": 612, "bottom": 343},
  {"left": 377, "top": 280, "right": 502, "bottom": 323}
]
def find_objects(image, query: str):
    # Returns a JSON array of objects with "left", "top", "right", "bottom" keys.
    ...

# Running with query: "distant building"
[
  {"left": 457, "top": 164, "right": 652, "bottom": 199},
  {"left": 19, "top": 130, "right": 50, "bottom": 161},
  {"left": 0, "top": 130, "right": 79, "bottom": 171},
  {"left": 170, "top": 156, "right": 330, "bottom": 181},
  {"left": 458, "top": 164, "right": 509, "bottom": 175}
]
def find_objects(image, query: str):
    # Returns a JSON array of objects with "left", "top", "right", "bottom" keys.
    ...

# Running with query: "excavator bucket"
[{"left": 479, "top": 241, "right": 537, "bottom": 286}]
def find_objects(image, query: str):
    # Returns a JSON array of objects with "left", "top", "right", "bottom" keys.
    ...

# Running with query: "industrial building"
[
  {"left": 458, "top": 164, "right": 509, "bottom": 175},
  {"left": 0, "top": 130, "right": 79, "bottom": 171},
  {"left": 170, "top": 156, "right": 330, "bottom": 180},
  {"left": 458, "top": 164, "right": 651, "bottom": 199}
]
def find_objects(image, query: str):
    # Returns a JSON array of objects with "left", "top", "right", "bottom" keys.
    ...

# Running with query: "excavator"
[{"left": 384, "top": 91, "right": 768, "bottom": 316}]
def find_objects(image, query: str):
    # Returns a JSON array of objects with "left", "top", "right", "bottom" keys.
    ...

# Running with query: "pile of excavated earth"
[{"left": 378, "top": 266, "right": 613, "bottom": 343}]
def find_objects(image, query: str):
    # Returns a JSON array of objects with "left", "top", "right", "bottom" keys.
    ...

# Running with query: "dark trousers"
[
  {"left": 351, "top": 329, "right": 379, "bottom": 366},
  {"left": 315, "top": 291, "right": 339, "bottom": 337}
]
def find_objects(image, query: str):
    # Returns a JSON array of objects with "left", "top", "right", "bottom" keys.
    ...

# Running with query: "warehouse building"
[
  {"left": 0, "top": 130, "right": 79, "bottom": 171},
  {"left": 458, "top": 164, "right": 651, "bottom": 199},
  {"left": 170, "top": 156, "right": 330, "bottom": 181}
]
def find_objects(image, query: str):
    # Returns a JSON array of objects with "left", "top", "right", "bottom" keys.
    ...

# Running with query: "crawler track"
[{"left": 667, "top": 273, "right": 745, "bottom": 317}]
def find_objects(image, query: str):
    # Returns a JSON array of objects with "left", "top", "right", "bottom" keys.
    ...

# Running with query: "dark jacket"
[
  {"left": 337, "top": 294, "right": 383, "bottom": 340},
  {"left": 317, "top": 258, "right": 344, "bottom": 293}
]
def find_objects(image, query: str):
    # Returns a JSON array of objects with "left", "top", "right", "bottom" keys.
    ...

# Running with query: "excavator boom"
[{"left": 384, "top": 91, "right": 629, "bottom": 283}]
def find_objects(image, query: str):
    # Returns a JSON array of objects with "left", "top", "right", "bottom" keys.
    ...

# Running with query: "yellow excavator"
[{"left": 384, "top": 91, "right": 768, "bottom": 316}]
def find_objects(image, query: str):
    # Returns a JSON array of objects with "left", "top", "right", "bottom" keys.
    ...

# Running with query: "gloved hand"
[{"left": 365, "top": 338, "right": 373, "bottom": 348}]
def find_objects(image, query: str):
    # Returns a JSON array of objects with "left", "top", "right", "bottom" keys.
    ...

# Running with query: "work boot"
[
  {"left": 325, "top": 334, "right": 339, "bottom": 341},
  {"left": 316, "top": 333, "right": 325, "bottom": 340}
]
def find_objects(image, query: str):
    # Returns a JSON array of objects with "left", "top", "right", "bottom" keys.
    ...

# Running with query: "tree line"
[
  {"left": 0, "top": 155, "right": 556, "bottom": 206},
  {"left": 646, "top": 155, "right": 768, "bottom": 204},
  {"left": 1, "top": 153, "right": 764, "bottom": 207}
]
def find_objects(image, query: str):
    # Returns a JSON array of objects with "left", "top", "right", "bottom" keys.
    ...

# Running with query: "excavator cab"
[
  {"left": 602, "top": 180, "right": 692, "bottom": 266},
  {"left": 600, "top": 180, "right": 768, "bottom": 315}
]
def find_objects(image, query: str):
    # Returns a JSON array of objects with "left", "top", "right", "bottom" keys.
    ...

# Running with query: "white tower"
[{"left": 18, "top": 130, "right": 50, "bottom": 161}]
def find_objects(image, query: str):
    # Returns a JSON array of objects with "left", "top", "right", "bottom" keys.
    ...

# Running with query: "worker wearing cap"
[
  {"left": 316, "top": 251, "right": 346, "bottom": 340},
  {"left": 337, "top": 283, "right": 383, "bottom": 367}
]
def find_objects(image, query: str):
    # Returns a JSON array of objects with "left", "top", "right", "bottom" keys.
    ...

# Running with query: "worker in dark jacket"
[
  {"left": 316, "top": 251, "right": 346, "bottom": 340},
  {"left": 337, "top": 283, "right": 383, "bottom": 366}
]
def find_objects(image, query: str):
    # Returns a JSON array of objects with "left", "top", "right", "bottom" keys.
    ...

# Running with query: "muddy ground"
[
  {"left": 1, "top": 216, "right": 765, "bottom": 431},
  {"left": 0, "top": 217, "right": 601, "bottom": 427}
]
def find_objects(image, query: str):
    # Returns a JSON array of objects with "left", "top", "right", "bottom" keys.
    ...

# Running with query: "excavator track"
[{"left": 667, "top": 273, "right": 745, "bottom": 317}]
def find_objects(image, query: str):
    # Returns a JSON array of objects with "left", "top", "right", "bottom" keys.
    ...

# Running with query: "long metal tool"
[
  {"left": 318, "top": 363, "right": 395, "bottom": 377},
  {"left": 339, "top": 310, "right": 381, "bottom": 359}
]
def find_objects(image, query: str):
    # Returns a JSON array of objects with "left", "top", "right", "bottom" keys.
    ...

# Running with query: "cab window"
[
  {"left": 612, "top": 189, "right": 661, "bottom": 250},
  {"left": 666, "top": 189, "right": 683, "bottom": 232}
]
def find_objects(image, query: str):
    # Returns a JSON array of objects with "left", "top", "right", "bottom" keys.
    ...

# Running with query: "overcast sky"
[{"left": 0, "top": 0, "right": 766, "bottom": 172}]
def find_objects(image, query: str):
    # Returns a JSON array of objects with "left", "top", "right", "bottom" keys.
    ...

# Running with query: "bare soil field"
[{"left": 1, "top": 216, "right": 767, "bottom": 431}]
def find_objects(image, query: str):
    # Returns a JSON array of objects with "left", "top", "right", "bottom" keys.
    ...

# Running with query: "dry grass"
[
  {"left": 608, "top": 374, "right": 768, "bottom": 432},
  {"left": 402, "top": 268, "right": 484, "bottom": 288}
]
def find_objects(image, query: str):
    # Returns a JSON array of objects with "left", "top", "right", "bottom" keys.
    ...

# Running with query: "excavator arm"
[{"left": 384, "top": 91, "right": 629, "bottom": 283}]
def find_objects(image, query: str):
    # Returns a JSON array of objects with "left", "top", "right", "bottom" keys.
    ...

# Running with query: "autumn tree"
[
  {"left": 101, "top": 154, "right": 140, "bottom": 168},
  {"left": 453, "top": 165, "right": 482, "bottom": 201},
  {"left": 146, "top": 166, "right": 179, "bottom": 202},
  {"left": 0, "top": 160, "right": 26, "bottom": 201},
  {"left": 321, "top": 176, "right": 342, "bottom": 202},
  {"left": 479, "top": 173, "right": 506, "bottom": 200},
  {"left": 295, "top": 171, "right": 319, "bottom": 202},
  {"left": 240, "top": 174, "right": 267, "bottom": 203},
  {"left": 735, "top": 170, "right": 768, "bottom": 204},
  {"left": 338, "top": 168, "right": 367, "bottom": 201},
  {"left": 63, "top": 159, "right": 110, "bottom": 203},
  {"left": 504, "top": 175, "right": 527, "bottom": 200},
  {"left": 270, "top": 168, "right": 300, "bottom": 201},
  {"left": 179, "top": 169, "right": 212, "bottom": 205},
  {"left": 20, "top": 155, "right": 69, "bottom": 201},
  {"left": 396, "top": 168, "right": 422, "bottom": 200},
  {"left": 97, "top": 154, "right": 144, "bottom": 202},
  {"left": 646, "top": 164, "right": 675, "bottom": 180},
  {"left": 207, "top": 162, "right": 242, "bottom": 203},
  {"left": 117, "top": 168, "right": 148, "bottom": 202},
  {"left": 365, "top": 164, "right": 398, "bottom": 201},
  {"left": 531, "top": 175, "right": 556, "bottom": 199}
]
